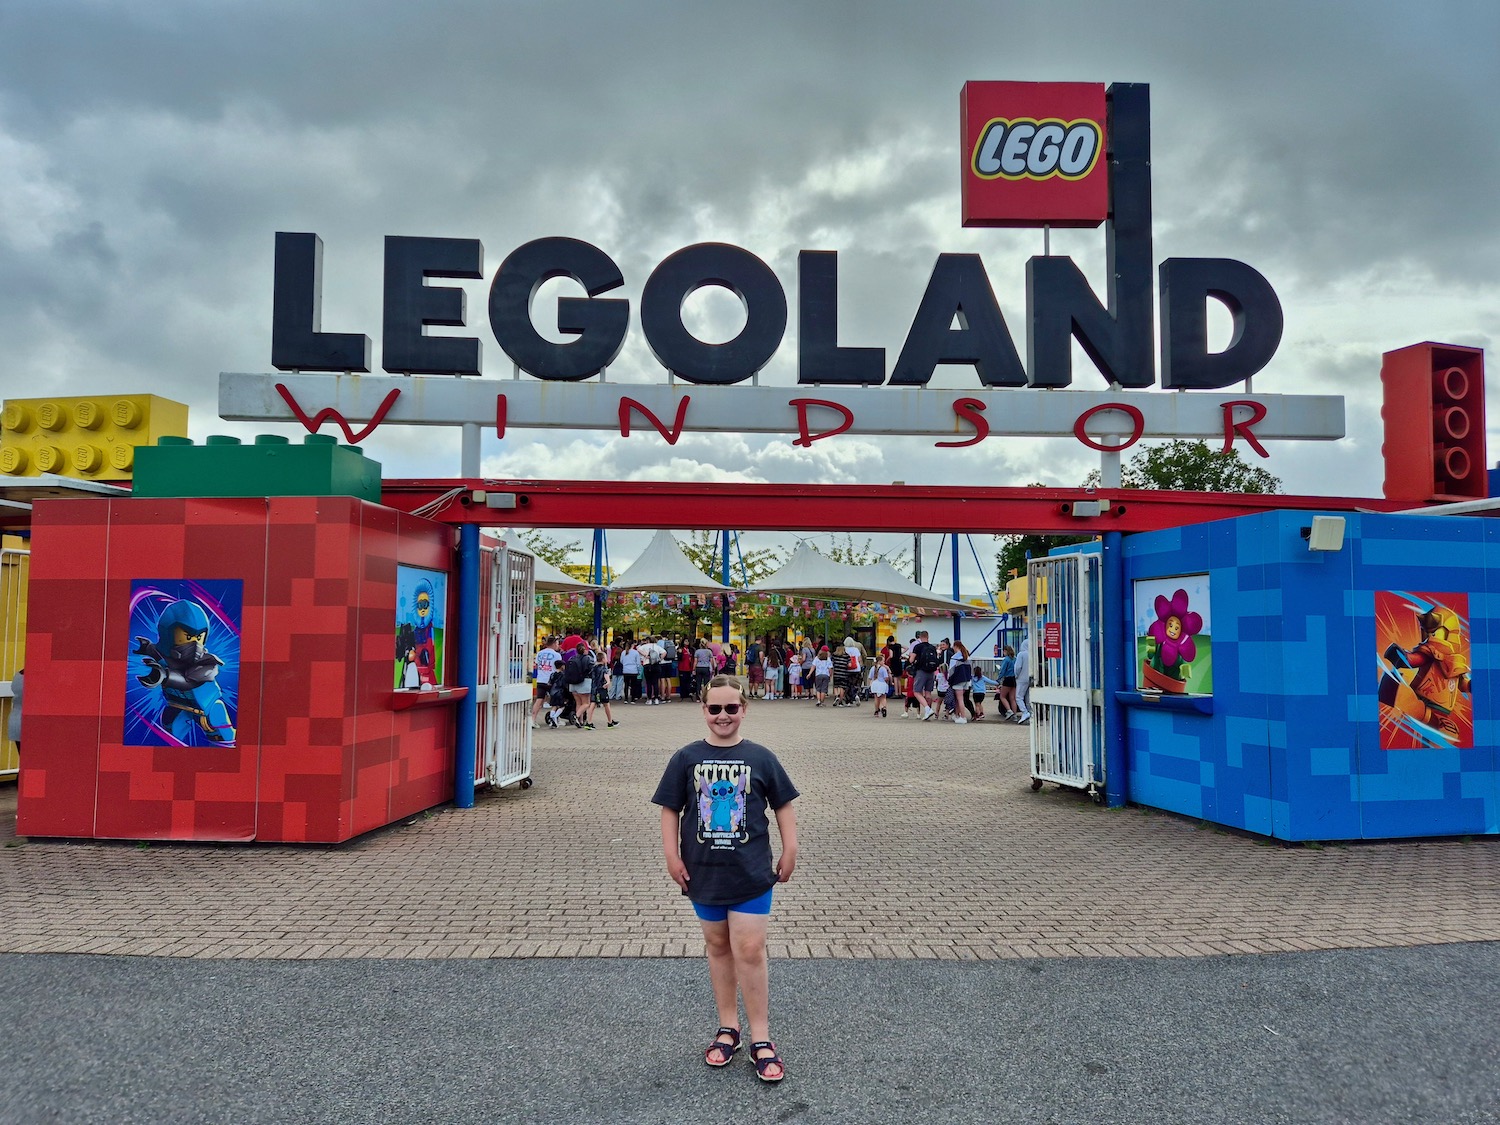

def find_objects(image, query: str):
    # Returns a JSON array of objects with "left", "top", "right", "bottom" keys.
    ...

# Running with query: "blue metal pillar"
[
  {"left": 1101, "top": 531, "right": 1128, "bottom": 808},
  {"left": 454, "top": 523, "right": 480, "bottom": 809},
  {"left": 592, "top": 528, "right": 605, "bottom": 639}
]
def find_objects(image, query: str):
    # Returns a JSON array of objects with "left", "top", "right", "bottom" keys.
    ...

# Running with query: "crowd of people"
[
  {"left": 530, "top": 628, "right": 1034, "bottom": 730},
  {"left": 530, "top": 631, "right": 748, "bottom": 730},
  {"left": 744, "top": 631, "right": 1032, "bottom": 724}
]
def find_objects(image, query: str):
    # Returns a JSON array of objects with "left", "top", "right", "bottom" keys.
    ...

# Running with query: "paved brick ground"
[{"left": 4, "top": 697, "right": 1499, "bottom": 960}]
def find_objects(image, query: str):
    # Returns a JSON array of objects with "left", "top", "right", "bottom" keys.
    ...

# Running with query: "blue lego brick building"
[{"left": 1120, "top": 510, "right": 1498, "bottom": 840}]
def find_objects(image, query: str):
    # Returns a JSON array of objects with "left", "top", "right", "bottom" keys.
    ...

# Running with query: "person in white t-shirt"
[
  {"left": 638, "top": 637, "right": 666, "bottom": 704},
  {"left": 530, "top": 638, "right": 562, "bottom": 728}
]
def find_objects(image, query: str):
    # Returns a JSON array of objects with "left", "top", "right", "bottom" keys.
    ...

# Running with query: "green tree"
[
  {"left": 995, "top": 532, "right": 1091, "bottom": 589},
  {"left": 677, "top": 531, "right": 784, "bottom": 642},
  {"left": 514, "top": 529, "right": 583, "bottom": 570},
  {"left": 821, "top": 532, "right": 910, "bottom": 573},
  {"left": 1084, "top": 439, "right": 1283, "bottom": 493}
]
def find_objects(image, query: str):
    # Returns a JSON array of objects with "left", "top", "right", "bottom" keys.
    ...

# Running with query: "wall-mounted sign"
[
  {"left": 1132, "top": 575, "right": 1213, "bottom": 696},
  {"left": 126, "top": 578, "right": 242, "bottom": 747},
  {"left": 222, "top": 373, "right": 1343, "bottom": 453},
  {"left": 1376, "top": 590, "right": 1472, "bottom": 750},
  {"left": 396, "top": 565, "right": 447, "bottom": 689}
]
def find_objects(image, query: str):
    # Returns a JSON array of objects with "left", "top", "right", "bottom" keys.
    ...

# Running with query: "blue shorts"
[{"left": 692, "top": 887, "right": 774, "bottom": 922}]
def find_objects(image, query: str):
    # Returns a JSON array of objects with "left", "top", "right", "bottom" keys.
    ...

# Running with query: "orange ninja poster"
[{"left": 1375, "top": 590, "right": 1473, "bottom": 750}]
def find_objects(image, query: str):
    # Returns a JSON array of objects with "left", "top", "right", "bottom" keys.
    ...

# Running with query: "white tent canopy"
[
  {"left": 864, "top": 558, "right": 990, "bottom": 613},
  {"left": 609, "top": 528, "right": 737, "bottom": 595},
  {"left": 748, "top": 542, "right": 974, "bottom": 613}
]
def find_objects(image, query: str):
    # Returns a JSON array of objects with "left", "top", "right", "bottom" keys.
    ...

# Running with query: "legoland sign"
[{"left": 220, "top": 82, "right": 1342, "bottom": 455}]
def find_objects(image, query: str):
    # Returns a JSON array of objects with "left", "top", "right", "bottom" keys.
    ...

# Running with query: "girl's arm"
[
  {"left": 774, "top": 802, "right": 798, "bottom": 882},
  {"left": 660, "top": 807, "right": 689, "bottom": 889}
]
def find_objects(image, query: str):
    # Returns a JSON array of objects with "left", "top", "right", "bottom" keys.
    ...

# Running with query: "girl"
[
  {"left": 969, "top": 666, "right": 995, "bottom": 721},
  {"left": 763, "top": 642, "right": 783, "bottom": 700},
  {"left": 868, "top": 656, "right": 892, "bottom": 717},
  {"left": 811, "top": 645, "right": 833, "bottom": 706},
  {"left": 946, "top": 642, "right": 973, "bottom": 725},
  {"left": 997, "top": 645, "right": 1018, "bottom": 718},
  {"left": 652, "top": 675, "right": 799, "bottom": 1083}
]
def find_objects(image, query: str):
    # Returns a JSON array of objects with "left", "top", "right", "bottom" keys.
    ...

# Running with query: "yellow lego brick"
[{"left": 0, "top": 395, "right": 189, "bottom": 481}]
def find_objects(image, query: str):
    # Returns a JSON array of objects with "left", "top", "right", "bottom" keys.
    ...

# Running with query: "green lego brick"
[{"left": 132, "top": 434, "right": 383, "bottom": 501}]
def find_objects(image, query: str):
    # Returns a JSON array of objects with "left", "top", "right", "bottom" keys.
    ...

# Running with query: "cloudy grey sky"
[{"left": 2, "top": 0, "right": 1496, "bottom": 583}]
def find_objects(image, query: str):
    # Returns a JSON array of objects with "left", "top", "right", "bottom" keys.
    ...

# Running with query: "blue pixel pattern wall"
[{"left": 1121, "top": 510, "right": 1499, "bottom": 840}]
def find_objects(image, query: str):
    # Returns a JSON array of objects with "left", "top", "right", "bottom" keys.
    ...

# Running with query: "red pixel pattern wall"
[{"left": 16, "top": 496, "right": 455, "bottom": 843}]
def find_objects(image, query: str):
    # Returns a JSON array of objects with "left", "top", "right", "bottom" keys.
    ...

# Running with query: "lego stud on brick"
[
  {"left": 1, "top": 402, "right": 30, "bottom": 435},
  {"left": 0, "top": 448, "right": 28, "bottom": 474},
  {"left": 73, "top": 444, "right": 104, "bottom": 473},
  {"left": 74, "top": 401, "right": 102, "bottom": 430},
  {"left": 110, "top": 445, "right": 134, "bottom": 471},
  {"left": 112, "top": 399, "right": 143, "bottom": 429},
  {"left": 35, "top": 444, "right": 63, "bottom": 473},
  {"left": 37, "top": 402, "right": 65, "bottom": 431},
  {"left": 1, "top": 404, "right": 31, "bottom": 433}
]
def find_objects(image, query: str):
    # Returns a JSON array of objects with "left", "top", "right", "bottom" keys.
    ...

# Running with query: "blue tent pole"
[
  {"left": 951, "top": 532, "right": 962, "bottom": 643},
  {"left": 720, "top": 530, "right": 731, "bottom": 642},
  {"left": 454, "top": 523, "right": 480, "bottom": 809}
]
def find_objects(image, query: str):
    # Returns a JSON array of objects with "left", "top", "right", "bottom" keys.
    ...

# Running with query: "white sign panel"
[{"left": 220, "top": 372, "right": 1344, "bottom": 452}]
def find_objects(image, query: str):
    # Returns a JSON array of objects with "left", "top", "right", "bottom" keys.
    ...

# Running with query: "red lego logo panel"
[{"left": 961, "top": 80, "right": 1108, "bottom": 228}]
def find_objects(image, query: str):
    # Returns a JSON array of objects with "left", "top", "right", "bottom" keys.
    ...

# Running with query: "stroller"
[{"left": 544, "top": 677, "right": 578, "bottom": 727}]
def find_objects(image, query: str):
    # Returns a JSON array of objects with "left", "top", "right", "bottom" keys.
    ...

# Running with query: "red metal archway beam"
[{"left": 380, "top": 478, "right": 1416, "bottom": 533}]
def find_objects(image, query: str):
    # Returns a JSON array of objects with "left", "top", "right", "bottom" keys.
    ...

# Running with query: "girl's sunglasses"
[{"left": 705, "top": 703, "right": 743, "bottom": 715}]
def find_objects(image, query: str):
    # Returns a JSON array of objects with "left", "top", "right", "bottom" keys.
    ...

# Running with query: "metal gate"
[
  {"left": 477, "top": 543, "right": 535, "bottom": 789},
  {"left": 1027, "top": 552, "right": 1105, "bottom": 802}
]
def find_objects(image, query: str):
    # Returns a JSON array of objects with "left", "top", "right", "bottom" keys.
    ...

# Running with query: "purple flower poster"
[{"left": 1132, "top": 575, "right": 1212, "bottom": 696}]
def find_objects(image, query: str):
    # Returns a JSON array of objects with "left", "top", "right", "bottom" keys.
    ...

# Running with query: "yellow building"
[{"left": 0, "top": 532, "right": 27, "bottom": 779}]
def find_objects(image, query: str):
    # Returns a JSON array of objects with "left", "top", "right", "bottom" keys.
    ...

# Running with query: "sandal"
[
  {"left": 704, "top": 1026, "right": 741, "bottom": 1067},
  {"left": 749, "top": 1040, "right": 785, "bottom": 1083}
]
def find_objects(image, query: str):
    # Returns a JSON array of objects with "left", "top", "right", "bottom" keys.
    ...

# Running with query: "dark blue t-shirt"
[{"left": 651, "top": 738, "right": 799, "bottom": 906}]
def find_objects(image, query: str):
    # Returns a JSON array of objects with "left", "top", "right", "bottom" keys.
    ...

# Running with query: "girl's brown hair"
[{"left": 701, "top": 674, "right": 749, "bottom": 705}]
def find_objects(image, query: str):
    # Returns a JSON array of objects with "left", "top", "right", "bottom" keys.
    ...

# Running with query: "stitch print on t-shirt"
[{"left": 695, "top": 761, "right": 750, "bottom": 848}]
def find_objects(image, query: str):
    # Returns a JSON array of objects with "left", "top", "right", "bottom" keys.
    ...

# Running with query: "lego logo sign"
[
  {"left": 973, "top": 119, "right": 1102, "bottom": 181},
  {"left": 962, "top": 81, "right": 1108, "bottom": 228}
]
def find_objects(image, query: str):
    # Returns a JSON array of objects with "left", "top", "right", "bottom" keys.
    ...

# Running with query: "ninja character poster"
[
  {"left": 125, "top": 579, "right": 242, "bottom": 748},
  {"left": 395, "top": 565, "right": 446, "bottom": 689},
  {"left": 1376, "top": 591, "right": 1473, "bottom": 750}
]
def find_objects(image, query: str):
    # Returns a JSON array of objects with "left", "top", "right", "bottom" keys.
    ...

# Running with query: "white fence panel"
[
  {"left": 1027, "top": 553, "right": 1105, "bottom": 802},
  {"left": 479, "top": 544, "right": 535, "bottom": 789}
]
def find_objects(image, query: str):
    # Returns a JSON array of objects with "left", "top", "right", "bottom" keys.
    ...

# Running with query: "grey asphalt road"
[{"left": 2, "top": 944, "right": 1497, "bottom": 1124}]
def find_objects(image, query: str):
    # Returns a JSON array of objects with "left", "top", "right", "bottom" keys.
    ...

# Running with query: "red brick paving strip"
[{"left": 3, "top": 698, "right": 1499, "bottom": 959}]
